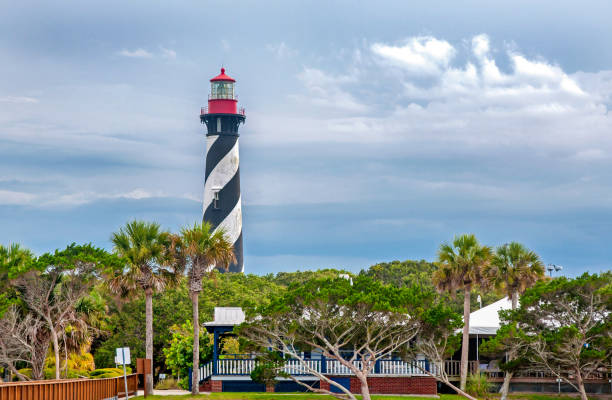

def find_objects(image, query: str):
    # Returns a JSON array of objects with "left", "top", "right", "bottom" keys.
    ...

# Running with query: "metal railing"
[{"left": 200, "top": 107, "right": 246, "bottom": 116}]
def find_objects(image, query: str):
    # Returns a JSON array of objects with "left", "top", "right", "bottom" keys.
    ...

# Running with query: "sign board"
[{"left": 115, "top": 347, "right": 131, "bottom": 365}]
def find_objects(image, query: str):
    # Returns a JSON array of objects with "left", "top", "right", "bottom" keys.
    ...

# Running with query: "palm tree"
[
  {"left": 433, "top": 234, "right": 492, "bottom": 391},
  {"left": 0, "top": 242, "right": 33, "bottom": 278},
  {"left": 109, "top": 220, "right": 181, "bottom": 395},
  {"left": 483, "top": 242, "right": 545, "bottom": 400},
  {"left": 180, "top": 222, "right": 235, "bottom": 395}
]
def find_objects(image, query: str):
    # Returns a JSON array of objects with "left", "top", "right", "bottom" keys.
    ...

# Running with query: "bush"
[
  {"left": 16, "top": 368, "right": 32, "bottom": 380},
  {"left": 155, "top": 377, "right": 179, "bottom": 390},
  {"left": 466, "top": 372, "right": 492, "bottom": 399},
  {"left": 89, "top": 367, "right": 132, "bottom": 378},
  {"left": 178, "top": 375, "right": 189, "bottom": 390}
]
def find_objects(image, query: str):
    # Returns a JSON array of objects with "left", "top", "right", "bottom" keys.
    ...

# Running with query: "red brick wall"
[
  {"left": 199, "top": 379, "right": 212, "bottom": 392},
  {"left": 210, "top": 380, "right": 222, "bottom": 392},
  {"left": 320, "top": 376, "right": 436, "bottom": 395}
]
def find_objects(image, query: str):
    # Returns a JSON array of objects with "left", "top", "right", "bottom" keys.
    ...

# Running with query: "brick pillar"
[
  {"left": 211, "top": 380, "right": 222, "bottom": 392},
  {"left": 266, "top": 384, "right": 275, "bottom": 392}
]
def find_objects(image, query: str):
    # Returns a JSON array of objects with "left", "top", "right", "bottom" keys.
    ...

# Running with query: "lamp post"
[{"left": 547, "top": 264, "right": 563, "bottom": 277}]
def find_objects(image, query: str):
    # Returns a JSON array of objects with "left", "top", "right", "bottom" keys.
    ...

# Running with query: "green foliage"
[
  {"left": 484, "top": 242, "right": 545, "bottom": 299},
  {"left": 361, "top": 259, "right": 435, "bottom": 289},
  {"left": 465, "top": 373, "right": 492, "bottom": 398},
  {"left": 434, "top": 234, "right": 492, "bottom": 293},
  {"left": 16, "top": 368, "right": 32, "bottom": 379},
  {"left": 35, "top": 242, "right": 120, "bottom": 275},
  {"left": 0, "top": 243, "right": 34, "bottom": 316},
  {"left": 240, "top": 274, "right": 437, "bottom": 394},
  {"left": 249, "top": 351, "right": 289, "bottom": 386},
  {"left": 162, "top": 320, "right": 213, "bottom": 389},
  {"left": 269, "top": 268, "right": 351, "bottom": 287},
  {"left": 361, "top": 258, "right": 500, "bottom": 314},
  {"left": 90, "top": 367, "right": 132, "bottom": 378},
  {"left": 155, "top": 376, "right": 180, "bottom": 389},
  {"left": 491, "top": 272, "right": 612, "bottom": 389},
  {"left": 92, "top": 273, "right": 283, "bottom": 373}
]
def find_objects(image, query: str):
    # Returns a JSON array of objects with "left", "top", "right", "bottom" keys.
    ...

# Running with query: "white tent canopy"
[{"left": 468, "top": 297, "right": 512, "bottom": 336}]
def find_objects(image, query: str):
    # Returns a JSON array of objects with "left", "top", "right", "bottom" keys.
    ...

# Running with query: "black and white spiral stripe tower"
[{"left": 200, "top": 68, "right": 246, "bottom": 272}]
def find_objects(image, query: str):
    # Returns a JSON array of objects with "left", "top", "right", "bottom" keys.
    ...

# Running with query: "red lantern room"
[
  {"left": 200, "top": 68, "right": 245, "bottom": 135},
  {"left": 207, "top": 68, "right": 241, "bottom": 114},
  {"left": 201, "top": 68, "right": 245, "bottom": 134}
]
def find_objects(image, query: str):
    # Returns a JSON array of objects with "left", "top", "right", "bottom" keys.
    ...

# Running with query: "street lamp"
[{"left": 547, "top": 264, "right": 563, "bottom": 277}]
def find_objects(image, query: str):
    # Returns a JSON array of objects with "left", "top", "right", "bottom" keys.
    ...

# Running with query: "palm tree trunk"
[
  {"left": 460, "top": 284, "right": 471, "bottom": 391},
  {"left": 500, "top": 290, "right": 519, "bottom": 400},
  {"left": 191, "top": 290, "right": 200, "bottom": 395},
  {"left": 511, "top": 290, "right": 518, "bottom": 310},
  {"left": 145, "top": 288, "right": 154, "bottom": 396}
]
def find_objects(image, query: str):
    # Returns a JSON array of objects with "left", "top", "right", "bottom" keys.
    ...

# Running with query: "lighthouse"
[{"left": 200, "top": 68, "right": 246, "bottom": 272}]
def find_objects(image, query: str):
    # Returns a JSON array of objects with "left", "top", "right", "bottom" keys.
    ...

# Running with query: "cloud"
[
  {"left": 371, "top": 36, "right": 455, "bottom": 74},
  {"left": 117, "top": 48, "right": 153, "bottom": 58},
  {"left": 266, "top": 42, "right": 298, "bottom": 59},
  {"left": 0, "top": 190, "right": 36, "bottom": 205},
  {"left": 160, "top": 47, "right": 177, "bottom": 59},
  {"left": 0, "top": 96, "right": 39, "bottom": 104},
  {"left": 293, "top": 68, "right": 367, "bottom": 113}
]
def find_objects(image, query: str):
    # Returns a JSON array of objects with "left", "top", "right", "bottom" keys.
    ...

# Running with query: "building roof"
[
  {"left": 467, "top": 297, "right": 512, "bottom": 335},
  {"left": 210, "top": 68, "right": 236, "bottom": 82},
  {"left": 204, "top": 307, "right": 245, "bottom": 327}
]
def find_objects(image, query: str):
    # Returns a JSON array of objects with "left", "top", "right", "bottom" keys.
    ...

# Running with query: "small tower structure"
[{"left": 200, "top": 68, "right": 246, "bottom": 272}]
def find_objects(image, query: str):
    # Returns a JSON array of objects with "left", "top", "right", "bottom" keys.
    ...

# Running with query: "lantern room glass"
[{"left": 211, "top": 81, "right": 235, "bottom": 100}]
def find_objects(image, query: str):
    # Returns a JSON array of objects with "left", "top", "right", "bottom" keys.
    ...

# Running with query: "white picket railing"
[
  {"left": 199, "top": 361, "right": 214, "bottom": 380},
  {"left": 206, "top": 358, "right": 438, "bottom": 377},
  {"left": 379, "top": 359, "right": 430, "bottom": 376},
  {"left": 217, "top": 358, "right": 258, "bottom": 375},
  {"left": 281, "top": 359, "right": 320, "bottom": 375},
  {"left": 325, "top": 359, "right": 363, "bottom": 375}
]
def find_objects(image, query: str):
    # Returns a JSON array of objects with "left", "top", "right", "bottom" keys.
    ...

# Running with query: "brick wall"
[
  {"left": 210, "top": 376, "right": 436, "bottom": 395},
  {"left": 320, "top": 376, "right": 436, "bottom": 395},
  {"left": 199, "top": 379, "right": 212, "bottom": 392},
  {"left": 210, "top": 380, "right": 222, "bottom": 392}
]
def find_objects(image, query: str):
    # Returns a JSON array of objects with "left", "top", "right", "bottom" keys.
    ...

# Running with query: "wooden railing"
[{"left": 0, "top": 374, "right": 138, "bottom": 400}]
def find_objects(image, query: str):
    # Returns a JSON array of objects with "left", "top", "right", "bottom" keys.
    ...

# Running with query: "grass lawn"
[{"left": 131, "top": 393, "right": 597, "bottom": 400}]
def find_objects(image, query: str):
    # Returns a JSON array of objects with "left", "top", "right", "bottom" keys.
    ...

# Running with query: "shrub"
[
  {"left": 466, "top": 372, "right": 492, "bottom": 399},
  {"left": 16, "top": 368, "right": 32, "bottom": 380},
  {"left": 89, "top": 367, "right": 132, "bottom": 378},
  {"left": 155, "top": 377, "right": 179, "bottom": 390}
]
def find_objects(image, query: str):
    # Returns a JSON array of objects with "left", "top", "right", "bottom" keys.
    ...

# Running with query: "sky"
[{"left": 1, "top": 0, "right": 611, "bottom": 276}]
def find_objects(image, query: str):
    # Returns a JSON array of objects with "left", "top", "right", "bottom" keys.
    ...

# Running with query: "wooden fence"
[{"left": 0, "top": 374, "right": 138, "bottom": 400}]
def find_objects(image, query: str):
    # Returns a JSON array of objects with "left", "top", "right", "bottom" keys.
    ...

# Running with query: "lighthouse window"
[
  {"left": 217, "top": 118, "right": 222, "bottom": 133},
  {"left": 213, "top": 191, "right": 220, "bottom": 209},
  {"left": 211, "top": 81, "right": 235, "bottom": 99}
]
